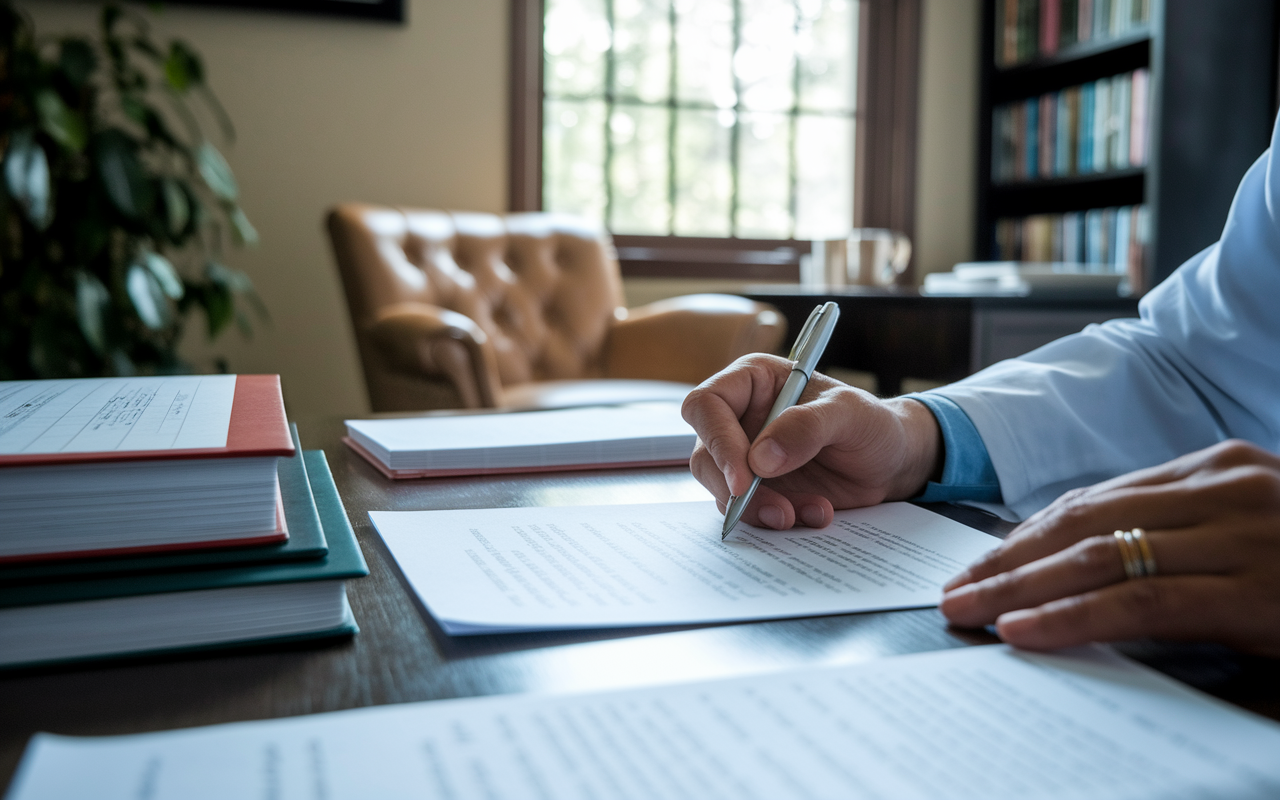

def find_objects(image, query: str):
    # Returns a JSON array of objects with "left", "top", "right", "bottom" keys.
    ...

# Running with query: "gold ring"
[
  {"left": 1130, "top": 527, "right": 1157, "bottom": 577},
  {"left": 1114, "top": 530, "right": 1146, "bottom": 579}
]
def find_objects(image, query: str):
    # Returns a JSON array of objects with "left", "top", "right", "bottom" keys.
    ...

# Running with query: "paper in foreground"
[{"left": 7, "top": 645, "right": 1280, "bottom": 799}]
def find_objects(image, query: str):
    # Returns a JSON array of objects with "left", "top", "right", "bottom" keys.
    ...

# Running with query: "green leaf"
[
  {"left": 74, "top": 271, "right": 111, "bottom": 353},
  {"left": 164, "top": 41, "right": 204, "bottom": 92},
  {"left": 95, "top": 129, "right": 154, "bottom": 219},
  {"left": 229, "top": 207, "right": 258, "bottom": 246},
  {"left": 144, "top": 251, "right": 184, "bottom": 299},
  {"left": 59, "top": 39, "right": 98, "bottom": 87},
  {"left": 120, "top": 93, "right": 148, "bottom": 126},
  {"left": 161, "top": 178, "right": 190, "bottom": 238},
  {"left": 196, "top": 142, "right": 238, "bottom": 202},
  {"left": 126, "top": 263, "right": 168, "bottom": 328},
  {"left": 203, "top": 282, "right": 234, "bottom": 338},
  {"left": 4, "top": 129, "right": 53, "bottom": 229},
  {"left": 36, "top": 89, "right": 88, "bottom": 153}
]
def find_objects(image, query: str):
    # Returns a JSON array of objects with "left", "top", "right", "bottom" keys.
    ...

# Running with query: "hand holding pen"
[{"left": 681, "top": 303, "right": 946, "bottom": 537}]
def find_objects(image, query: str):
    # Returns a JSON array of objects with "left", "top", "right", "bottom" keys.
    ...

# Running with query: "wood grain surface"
[{"left": 3, "top": 415, "right": 1278, "bottom": 790}]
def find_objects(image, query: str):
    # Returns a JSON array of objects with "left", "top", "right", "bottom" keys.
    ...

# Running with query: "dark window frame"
[{"left": 510, "top": 0, "right": 921, "bottom": 281}]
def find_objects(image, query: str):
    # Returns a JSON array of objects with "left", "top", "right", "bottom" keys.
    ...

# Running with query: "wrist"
[{"left": 884, "top": 397, "right": 943, "bottom": 499}]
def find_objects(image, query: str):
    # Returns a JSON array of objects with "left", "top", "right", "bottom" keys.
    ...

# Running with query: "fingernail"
[
  {"left": 754, "top": 439, "right": 786, "bottom": 474},
  {"left": 995, "top": 609, "right": 1037, "bottom": 638},
  {"left": 939, "top": 583, "right": 974, "bottom": 614},
  {"left": 758, "top": 504, "right": 786, "bottom": 529},
  {"left": 942, "top": 570, "right": 970, "bottom": 591},
  {"left": 799, "top": 504, "right": 825, "bottom": 528}
]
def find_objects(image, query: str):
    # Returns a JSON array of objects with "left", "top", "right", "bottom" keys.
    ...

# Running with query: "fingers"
[
  {"left": 944, "top": 472, "right": 1269, "bottom": 592},
  {"left": 993, "top": 575, "right": 1242, "bottom": 650},
  {"left": 683, "top": 355, "right": 794, "bottom": 496},
  {"left": 941, "top": 527, "right": 1244, "bottom": 628}
]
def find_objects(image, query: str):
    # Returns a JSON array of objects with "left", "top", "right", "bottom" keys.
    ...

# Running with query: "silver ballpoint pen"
[{"left": 721, "top": 301, "right": 841, "bottom": 539}]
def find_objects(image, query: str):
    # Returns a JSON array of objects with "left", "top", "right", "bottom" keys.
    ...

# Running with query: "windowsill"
[{"left": 612, "top": 234, "right": 811, "bottom": 280}]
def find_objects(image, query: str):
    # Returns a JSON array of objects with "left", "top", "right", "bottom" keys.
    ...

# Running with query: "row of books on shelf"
[
  {"left": 0, "top": 375, "right": 368, "bottom": 670},
  {"left": 994, "top": 204, "right": 1149, "bottom": 285},
  {"left": 993, "top": 68, "right": 1148, "bottom": 183},
  {"left": 996, "top": 0, "right": 1151, "bottom": 67}
]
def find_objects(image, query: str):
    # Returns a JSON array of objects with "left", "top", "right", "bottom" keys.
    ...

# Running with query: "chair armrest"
[
  {"left": 366, "top": 302, "right": 502, "bottom": 408},
  {"left": 604, "top": 294, "right": 787, "bottom": 384}
]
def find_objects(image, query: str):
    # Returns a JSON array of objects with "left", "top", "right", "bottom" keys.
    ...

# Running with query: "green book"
[
  {"left": 0, "top": 426, "right": 327, "bottom": 584},
  {"left": 0, "top": 450, "right": 368, "bottom": 670}
]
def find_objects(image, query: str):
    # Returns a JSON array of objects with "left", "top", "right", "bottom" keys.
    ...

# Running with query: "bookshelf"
[{"left": 976, "top": 0, "right": 1278, "bottom": 292}]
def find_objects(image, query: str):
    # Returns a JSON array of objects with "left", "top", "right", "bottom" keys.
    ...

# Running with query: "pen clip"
[{"left": 788, "top": 305, "right": 824, "bottom": 362}]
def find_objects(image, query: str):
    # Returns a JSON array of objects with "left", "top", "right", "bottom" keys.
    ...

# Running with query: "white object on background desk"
[
  {"left": 370, "top": 500, "right": 1000, "bottom": 634},
  {"left": 0, "top": 375, "right": 236, "bottom": 455},
  {"left": 345, "top": 402, "right": 696, "bottom": 475},
  {"left": 8, "top": 644, "right": 1280, "bottom": 799}
]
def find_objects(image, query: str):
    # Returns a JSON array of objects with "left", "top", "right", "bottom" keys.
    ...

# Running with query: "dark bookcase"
[{"left": 976, "top": 0, "right": 1278, "bottom": 290}]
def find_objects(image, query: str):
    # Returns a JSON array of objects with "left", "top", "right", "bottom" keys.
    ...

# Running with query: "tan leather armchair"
[{"left": 328, "top": 205, "right": 787, "bottom": 411}]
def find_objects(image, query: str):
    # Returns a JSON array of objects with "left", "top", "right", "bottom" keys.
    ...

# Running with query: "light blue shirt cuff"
[{"left": 903, "top": 393, "right": 1002, "bottom": 504}]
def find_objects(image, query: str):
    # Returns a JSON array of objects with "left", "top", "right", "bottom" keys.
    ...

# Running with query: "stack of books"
[
  {"left": 922, "top": 261, "right": 1129, "bottom": 297},
  {"left": 0, "top": 375, "right": 368, "bottom": 670},
  {"left": 996, "top": 0, "right": 1151, "bottom": 67},
  {"left": 992, "top": 69, "right": 1149, "bottom": 183}
]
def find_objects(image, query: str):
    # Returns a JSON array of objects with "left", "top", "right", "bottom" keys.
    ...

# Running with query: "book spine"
[
  {"left": 1060, "top": 0, "right": 1079, "bottom": 47},
  {"left": 1026, "top": 99, "right": 1039, "bottom": 179},
  {"left": 1112, "top": 72, "right": 1130, "bottom": 168},
  {"left": 1094, "top": 0, "right": 1108, "bottom": 40},
  {"left": 1114, "top": 205, "right": 1132, "bottom": 274},
  {"left": 1018, "top": 0, "right": 1038, "bottom": 63},
  {"left": 1039, "top": 93, "right": 1055, "bottom": 178},
  {"left": 1040, "top": 0, "right": 1061, "bottom": 56},
  {"left": 1078, "top": 0, "right": 1092, "bottom": 43},
  {"left": 1130, "top": 67, "right": 1148, "bottom": 166},
  {"left": 1093, "top": 77, "right": 1111, "bottom": 172}
]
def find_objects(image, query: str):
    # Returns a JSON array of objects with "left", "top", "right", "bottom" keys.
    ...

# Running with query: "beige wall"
[
  {"left": 23, "top": 0, "right": 508, "bottom": 418},
  {"left": 914, "top": 0, "right": 980, "bottom": 277},
  {"left": 21, "top": 0, "right": 978, "bottom": 415}
]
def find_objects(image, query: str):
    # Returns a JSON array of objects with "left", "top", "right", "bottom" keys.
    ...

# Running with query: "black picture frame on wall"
[{"left": 174, "top": 0, "right": 404, "bottom": 23}]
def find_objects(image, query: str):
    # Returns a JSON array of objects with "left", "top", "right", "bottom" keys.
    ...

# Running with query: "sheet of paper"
[
  {"left": 9, "top": 645, "right": 1280, "bottom": 800},
  {"left": 370, "top": 500, "right": 1000, "bottom": 633},
  {"left": 0, "top": 376, "right": 237, "bottom": 455}
]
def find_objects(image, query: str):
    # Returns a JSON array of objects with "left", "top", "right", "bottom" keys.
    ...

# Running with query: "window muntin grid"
[{"left": 543, "top": 0, "right": 858, "bottom": 240}]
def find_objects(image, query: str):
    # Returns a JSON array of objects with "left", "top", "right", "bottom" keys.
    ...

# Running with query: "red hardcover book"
[{"left": 0, "top": 375, "right": 295, "bottom": 563}]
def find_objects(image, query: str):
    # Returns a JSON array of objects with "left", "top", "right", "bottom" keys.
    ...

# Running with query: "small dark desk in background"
[
  {"left": 744, "top": 286, "right": 1140, "bottom": 395},
  {"left": 1, "top": 416, "right": 1276, "bottom": 790}
]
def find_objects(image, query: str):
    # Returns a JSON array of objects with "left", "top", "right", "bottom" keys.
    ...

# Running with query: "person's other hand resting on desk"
[{"left": 682, "top": 357, "right": 1280, "bottom": 656}]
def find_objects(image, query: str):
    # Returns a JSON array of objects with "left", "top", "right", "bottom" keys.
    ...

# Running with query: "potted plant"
[{"left": 0, "top": 1, "right": 263, "bottom": 379}]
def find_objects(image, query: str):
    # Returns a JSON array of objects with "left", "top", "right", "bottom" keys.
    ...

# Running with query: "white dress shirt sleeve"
[{"left": 933, "top": 116, "right": 1280, "bottom": 520}]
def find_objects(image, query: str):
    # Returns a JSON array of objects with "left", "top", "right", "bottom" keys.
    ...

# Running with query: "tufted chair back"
[{"left": 329, "top": 204, "right": 786, "bottom": 411}]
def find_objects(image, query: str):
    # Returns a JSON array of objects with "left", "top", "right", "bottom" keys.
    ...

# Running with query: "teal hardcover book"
[
  {"left": 0, "top": 450, "right": 368, "bottom": 669},
  {"left": 0, "top": 426, "right": 328, "bottom": 585}
]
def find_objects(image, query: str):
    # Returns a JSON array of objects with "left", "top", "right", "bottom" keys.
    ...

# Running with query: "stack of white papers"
[
  {"left": 9, "top": 645, "right": 1280, "bottom": 799},
  {"left": 344, "top": 402, "right": 697, "bottom": 478}
]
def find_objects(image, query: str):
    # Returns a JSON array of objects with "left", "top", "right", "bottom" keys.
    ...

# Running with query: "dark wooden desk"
[
  {"left": 745, "top": 286, "right": 1141, "bottom": 394},
  {"left": 2, "top": 416, "right": 1277, "bottom": 789}
]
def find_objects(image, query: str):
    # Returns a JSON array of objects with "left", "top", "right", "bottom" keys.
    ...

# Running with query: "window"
[
  {"left": 510, "top": 0, "right": 921, "bottom": 279},
  {"left": 542, "top": 0, "right": 858, "bottom": 241}
]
